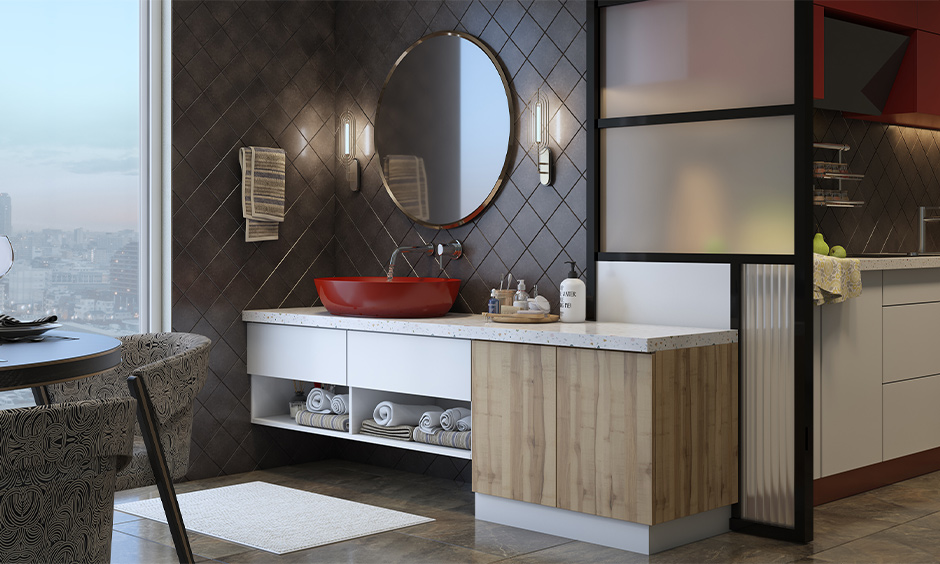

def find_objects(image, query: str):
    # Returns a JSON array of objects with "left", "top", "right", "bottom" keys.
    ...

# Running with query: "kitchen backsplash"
[
  {"left": 814, "top": 109, "right": 940, "bottom": 254},
  {"left": 172, "top": 0, "right": 588, "bottom": 483}
]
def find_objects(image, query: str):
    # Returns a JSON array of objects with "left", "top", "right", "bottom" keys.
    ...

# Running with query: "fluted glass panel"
[
  {"left": 601, "top": 116, "right": 794, "bottom": 254},
  {"left": 601, "top": 0, "right": 794, "bottom": 118},
  {"left": 741, "top": 264, "right": 795, "bottom": 528}
]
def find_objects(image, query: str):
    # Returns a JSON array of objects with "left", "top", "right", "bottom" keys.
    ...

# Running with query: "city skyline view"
[{"left": 0, "top": 0, "right": 139, "bottom": 233}]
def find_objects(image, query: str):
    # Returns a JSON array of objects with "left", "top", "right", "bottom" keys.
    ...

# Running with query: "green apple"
[
  {"left": 813, "top": 233, "right": 829, "bottom": 255},
  {"left": 829, "top": 245, "right": 847, "bottom": 258}
]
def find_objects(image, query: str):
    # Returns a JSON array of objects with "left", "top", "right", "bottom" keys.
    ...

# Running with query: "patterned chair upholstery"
[
  {"left": 44, "top": 333, "right": 211, "bottom": 490},
  {"left": 0, "top": 398, "right": 136, "bottom": 564}
]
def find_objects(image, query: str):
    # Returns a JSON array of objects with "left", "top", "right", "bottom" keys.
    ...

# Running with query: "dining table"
[{"left": 0, "top": 330, "right": 121, "bottom": 400}]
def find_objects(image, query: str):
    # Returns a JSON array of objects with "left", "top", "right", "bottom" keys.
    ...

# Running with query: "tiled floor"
[{"left": 110, "top": 460, "right": 940, "bottom": 564}]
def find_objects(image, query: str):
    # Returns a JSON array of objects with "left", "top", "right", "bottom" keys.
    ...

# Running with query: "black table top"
[{"left": 0, "top": 330, "right": 121, "bottom": 392}]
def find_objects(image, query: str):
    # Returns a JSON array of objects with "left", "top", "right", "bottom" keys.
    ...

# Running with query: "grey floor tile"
[{"left": 397, "top": 518, "right": 571, "bottom": 558}]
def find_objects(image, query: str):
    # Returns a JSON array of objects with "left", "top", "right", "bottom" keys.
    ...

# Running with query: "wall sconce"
[
  {"left": 530, "top": 89, "right": 552, "bottom": 186},
  {"left": 339, "top": 110, "right": 359, "bottom": 191}
]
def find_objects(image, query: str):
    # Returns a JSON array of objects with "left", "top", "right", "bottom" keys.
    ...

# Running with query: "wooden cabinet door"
[
  {"left": 471, "top": 341, "right": 556, "bottom": 507},
  {"left": 556, "top": 348, "right": 654, "bottom": 524}
]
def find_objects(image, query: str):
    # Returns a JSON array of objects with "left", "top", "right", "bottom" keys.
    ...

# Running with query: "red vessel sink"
[{"left": 315, "top": 277, "right": 461, "bottom": 318}]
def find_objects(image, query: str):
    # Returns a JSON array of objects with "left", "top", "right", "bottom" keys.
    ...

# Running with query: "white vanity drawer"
[
  {"left": 247, "top": 323, "right": 347, "bottom": 385},
  {"left": 347, "top": 331, "right": 471, "bottom": 401},
  {"left": 883, "top": 268, "right": 940, "bottom": 305},
  {"left": 884, "top": 374, "right": 940, "bottom": 460}
]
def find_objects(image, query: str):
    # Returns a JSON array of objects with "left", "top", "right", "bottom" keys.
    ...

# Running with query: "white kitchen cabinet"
[
  {"left": 883, "top": 302, "right": 940, "bottom": 383},
  {"left": 884, "top": 374, "right": 940, "bottom": 460},
  {"left": 883, "top": 268, "right": 940, "bottom": 305},
  {"left": 247, "top": 323, "right": 347, "bottom": 385},
  {"left": 818, "top": 270, "right": 883, "bottom": 477}
]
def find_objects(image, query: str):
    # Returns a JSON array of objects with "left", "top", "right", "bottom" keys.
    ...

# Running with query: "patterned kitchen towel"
[
  {"left": 411, "top": 427, "right": 471, "bottom": 450},
  {"left": 295, "top": 411, "right": 349, "bottom": 432},
  {"left": 813, "top": 254, "right": 862, "bottom": 305},
  {"left": 359, "top": 418, "right": 414, "bottom": 441},
  {"left": 240, "top": 146, "right": 286, "bottom": 242}
]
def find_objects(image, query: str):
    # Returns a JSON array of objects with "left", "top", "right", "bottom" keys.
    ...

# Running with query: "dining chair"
[
  {"left": 0, "top": 398, "right": 136, "bottom": 564},
  {"left": 38, "top": 332, "right": 211, "bottom": 564}
]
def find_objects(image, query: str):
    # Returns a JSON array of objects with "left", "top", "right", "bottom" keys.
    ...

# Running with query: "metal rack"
[{"left": 813, "top": 142, "right": 864, "bottom": 207}]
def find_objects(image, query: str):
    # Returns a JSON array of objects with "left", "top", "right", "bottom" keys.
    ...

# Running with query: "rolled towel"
[
  {"left": 440, "top": 407, "right": 471, "bottom": 431},
  {"left": 456, "top": 414, "right": 471, "bottom": 432},
  {"left": 330, "top": 394, "right": 350, "bottom": 415},
  {"left": 372, "top": 401, "right": 439, "bottom": 427},
  {"left": 306, "top": 389, "right": 334, "bottom": 414},
  {"left": 419, "top": 410, "right": 445, "bottom": 434}
]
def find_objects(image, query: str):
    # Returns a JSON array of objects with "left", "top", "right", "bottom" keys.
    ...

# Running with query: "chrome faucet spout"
[{"left": 387, "top": 244, "right": 435, "bottom": 281}]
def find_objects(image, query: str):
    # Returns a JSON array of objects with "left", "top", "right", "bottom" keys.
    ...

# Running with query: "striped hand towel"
[
  {"left": 295, "top": 411, "right": 349, "bottom": 432},
  {"left": 359, "top": 418, "right": 414, "bottom": 441},
  {"left": 240, "top": 146, "right": 286, "bottom": 242},
  {"left": 412, "top": 427, "right": 471, "bottom": 450}
]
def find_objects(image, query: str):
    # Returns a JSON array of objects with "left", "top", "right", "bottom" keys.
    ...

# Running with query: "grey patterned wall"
[
  {"left": 171, "top": 0, "right": 339, "bottom": 479},
  {"left": 172, "top": 0, "right": 588, "bottom": 482},
  {"left": 333, "top": 0, "right": 588, "bottom": 313},
  {"left": 814, "top": 109, "right": 940, "bottom": 254}
]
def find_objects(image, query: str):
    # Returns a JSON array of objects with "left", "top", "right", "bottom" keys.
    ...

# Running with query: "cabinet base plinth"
[{"left": 475, "top": 493, "right": 731, "bottom": 555}]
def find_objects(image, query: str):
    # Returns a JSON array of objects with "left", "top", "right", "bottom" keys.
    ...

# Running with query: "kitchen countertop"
[
  {"left": 242, "top": 307, "right": 737, "bottom": 353},
  {"left": 857, "top": 255, "right": 940, "bottom": 271}
]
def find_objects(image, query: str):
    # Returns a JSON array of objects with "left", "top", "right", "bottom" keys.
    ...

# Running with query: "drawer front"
[
  {"left": 883, "top": 268, "right": 940, "bottom": 305},
  {"left": 883, "top": 302, "right": 940, "bottom": 383},
  {"left": 246, "top": 323, "right": 347, "bottom": 385},
  {"left": 884, "top": 374, "right": 940, "bottom": 460},
  {"left": 347, "top": 331, "right": 471, "bottom": 400}
]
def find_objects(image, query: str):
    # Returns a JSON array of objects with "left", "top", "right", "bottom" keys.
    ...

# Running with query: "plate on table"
[{"left": 0, "top": 323, "right": 62, "bottom": 340}]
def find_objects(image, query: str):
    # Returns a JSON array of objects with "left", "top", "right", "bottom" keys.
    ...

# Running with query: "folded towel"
[
  {"left": 440, "top": 407, "right": 471, "bottom": 431},
  {"left": 306, "top": 389, "right": 334, "bottom": 414},
  {"left": 0, "top": 314, "right": 57, "bottom": 327},
  {"left": 419, "top": 410, "right": 444, "bottom": 434},
  {"left": 412, "top": 427, "right": 471, "bottom": 450},
  {"left": 456, "top": 414, "right": 471, "bottom": 432},
  {"left": 240, "top": 146, "right": 286, "bottom": 242},
  {"left": 372, "top": 401, "right": 440, "bottom": 427},
  {"left": 295, "top": 411, "right": 349, "bottom": 432},
  {"left": 359, "top": 418, "right": 414, "bottom": 441},
  {"left": 813, "top": 254, "right": 862, "bottom": 305},
  {"left": 330, "top": 394, "right": 350, "bottom": 415}
]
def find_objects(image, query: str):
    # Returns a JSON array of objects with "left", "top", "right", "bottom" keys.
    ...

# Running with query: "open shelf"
[
  {"left": 252, "top": 413, "right": 472, "bottom": 459},
  {"left": 813, "top": 143, "right": 865, "bottom": 208}
]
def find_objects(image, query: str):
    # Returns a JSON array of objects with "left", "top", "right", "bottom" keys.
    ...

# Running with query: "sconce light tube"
[
  {"left": 530, "top": 89, "right": 552, "bottom": 186},
  {"left": 339, "top": 110, "right": 359, "bottom": 191}
]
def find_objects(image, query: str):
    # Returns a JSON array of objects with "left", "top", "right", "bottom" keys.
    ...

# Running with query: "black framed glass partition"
[{"left": 587, "top": 0, "right": 814, "bottom": 542}]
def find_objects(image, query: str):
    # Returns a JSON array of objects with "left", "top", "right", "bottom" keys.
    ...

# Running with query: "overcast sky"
[{"left": 0, "top": 0, "right": 139, "bottom": 233}]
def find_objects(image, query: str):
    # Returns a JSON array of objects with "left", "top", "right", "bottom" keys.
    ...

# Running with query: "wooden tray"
[{"left": 483, "top": 312, "right": 559, "bottom": 324}]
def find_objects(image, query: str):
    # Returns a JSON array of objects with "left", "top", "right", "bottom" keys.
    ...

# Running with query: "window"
[{"left": 0, "top": 0, "right": 144, "bottom": 335}]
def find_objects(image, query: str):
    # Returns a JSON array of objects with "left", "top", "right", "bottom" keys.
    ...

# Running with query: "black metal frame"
[{"left": 586, "top": 0, "right": 814, "bottom": 543}]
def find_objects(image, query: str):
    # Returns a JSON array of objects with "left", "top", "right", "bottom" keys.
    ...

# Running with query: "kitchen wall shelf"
[{"left": 813, "top": 142, "right": 865, "bottom": 207}]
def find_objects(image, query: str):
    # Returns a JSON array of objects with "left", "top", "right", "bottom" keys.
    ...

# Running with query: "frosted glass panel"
[
  {"left": 601, "top": 0, "right": 794, "bottom": 117},
  {"left": 741, "top": 264, "right": 795, "bottom": 528},
  {"left": 601, "top": 116, "right": 794, "bottom": 254}
]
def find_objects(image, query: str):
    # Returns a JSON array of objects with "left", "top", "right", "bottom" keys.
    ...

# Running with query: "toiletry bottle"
[
  {"left": 560, "top": 261, "right": 586, "bottom": 323},
  {"left": 512, "top": 279, "right": 529, "bottom": 309},
  {"left": 488, "top": 289, "right": 500, "bottom": 314}
]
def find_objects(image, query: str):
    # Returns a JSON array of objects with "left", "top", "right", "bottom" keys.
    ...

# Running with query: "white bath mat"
[{"left": 115, "top": 481, "right": 433, "bottom": 554}]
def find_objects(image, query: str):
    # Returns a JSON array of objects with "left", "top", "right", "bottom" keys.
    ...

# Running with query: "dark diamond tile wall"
[
  {"left": 814, "top": 109, "right": 940, "bottom": 254},
  {"left": 172, "top": 0, "right": 339, "bottom": 480},
  {"left": 172, "top": 0, "right": 588, "bottom": 482},
  {"left": 332, "top": 0, "right": 588, "bottom": 314}
]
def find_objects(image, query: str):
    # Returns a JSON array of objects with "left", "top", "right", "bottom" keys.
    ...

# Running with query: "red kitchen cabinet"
[
  {"left": 814, "top": 0, "right": 919, "bottom": 29},
  {"left": 815, "top": 4, "right": 825, "bottom": 99}
]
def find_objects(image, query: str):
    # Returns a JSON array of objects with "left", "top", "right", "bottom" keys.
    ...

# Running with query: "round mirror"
[{"left": 375, "top": 31, "right": 512, "bottom": 229}]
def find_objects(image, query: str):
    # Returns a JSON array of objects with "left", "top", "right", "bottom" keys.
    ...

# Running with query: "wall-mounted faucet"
[
  {"left": 436, "top": 240, "right": 462, "bottom": 271},
  {"left": 387, "top": 244, "right": 435, "bottom": 281},
  {"left": 917, "top": 206, "right": 940, "bottom": 255}
]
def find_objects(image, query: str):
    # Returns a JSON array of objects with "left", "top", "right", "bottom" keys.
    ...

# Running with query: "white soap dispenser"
[
  {"left": 560, "top": 261, "right": 586, "bottom": 323},
  {"left": 512, "top": 279, "right": 529, "bottom": 309}
]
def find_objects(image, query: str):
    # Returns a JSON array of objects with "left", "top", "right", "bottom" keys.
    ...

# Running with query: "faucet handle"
[{"left": 437, "top": 240, "right": 463, "bottom": 259}]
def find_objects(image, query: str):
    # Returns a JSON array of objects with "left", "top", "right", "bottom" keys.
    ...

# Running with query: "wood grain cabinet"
[{"left": 472, "top": 341, "right": 738, "bottom": 525}]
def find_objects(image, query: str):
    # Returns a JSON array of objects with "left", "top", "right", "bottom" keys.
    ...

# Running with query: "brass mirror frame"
[{"left": 375, "top": 30, "right": 514, "bottom": 230}]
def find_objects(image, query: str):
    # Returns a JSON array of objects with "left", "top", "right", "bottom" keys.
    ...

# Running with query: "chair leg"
[
  {"left": 31, "top": 385, "right": 50, "bottom": 406},
  {"left": 127, "top": 375, "right": 195, "bottom": 564}
]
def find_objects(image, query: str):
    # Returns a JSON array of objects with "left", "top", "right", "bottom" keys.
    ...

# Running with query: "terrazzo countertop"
[
  {"left": 857, "top": 255, "right": 940, "bottom": 271},
  {"left": 242, "top": 307, "right": 737, "bottom": 353}
]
